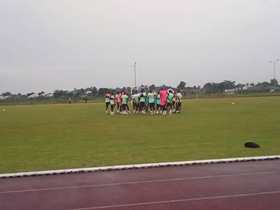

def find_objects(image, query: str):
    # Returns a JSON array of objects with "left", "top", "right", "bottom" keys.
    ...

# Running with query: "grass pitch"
[{"left": 1, "top": 96, "right": 280, "bottom": 173}]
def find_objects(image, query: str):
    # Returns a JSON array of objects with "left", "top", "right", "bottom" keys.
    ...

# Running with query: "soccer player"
[
  {"left": 175, "top": 91, "right": 183, "bottom": 113},
  {"left": 115, "top": 92, "right": 122, "bottom": 113},
  {"left": 155, "top": 91, "right": 161, "bottom": 114},
  {"left": 160, "top": 88, "right": 168, "bottom": 115},
  {"left": 132, "top": 92, "right": 140, "bottom": 113},
  {"left": 121, "top": 92, "right": 130, "bottom": 114},
  {"left": 139, "top": 90, "right": 146, "bottom": 114},
  {"left": 167, "top": 89, "right": 175, "bottom": 114},
  {"left": 109, "top": 93, "right": 115, "bottom": 115},
  {"left": 105, "top": 92, "right": 111, "bottom": 114},
  {"left": 145, "top": 91, "right": 149, "bottom": 112},
  {"left": 148, "top": 90, "right": 156, "bottom": 114}
]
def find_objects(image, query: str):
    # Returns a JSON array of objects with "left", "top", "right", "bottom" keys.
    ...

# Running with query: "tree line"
[{"left": 1, "top": 79, "right": 279, "bottom": 103}]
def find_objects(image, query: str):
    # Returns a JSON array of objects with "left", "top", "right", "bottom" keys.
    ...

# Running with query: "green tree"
[
  {"left": 177, "top": 81, "right": 186, "bottom": 90},
  {"left": 270, "top": 79, "right": 279, "bottom": 87}
]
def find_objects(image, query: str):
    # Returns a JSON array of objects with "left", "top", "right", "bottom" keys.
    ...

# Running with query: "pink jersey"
[
  {"left": 116, "top": 94, "right": 122, "bottom": 104},
  {"left": 160, "top": 89, "right": 168, "bottom": 106}
]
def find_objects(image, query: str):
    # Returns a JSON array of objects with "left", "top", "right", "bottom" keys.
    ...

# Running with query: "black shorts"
[
  {"left": 176, "top": 102, "right": 182, "bottom": 109},
  {"left": 122, "top": 104, "right": 129, "bottom": 111},
  {"left": 167, "top": 102, "right": 173, "bottom": 107},
  {"left": 105, "top": 102, "right": 110, "bottom": 109},
  {"left": 149, "top": 103, "right": 155, "bottom": 109},
  {"left": 140, "top": 102, "right": 145, "bottom": 109},
  {"left": 133, "top": 102, "right": 139, "bottom": 109}
]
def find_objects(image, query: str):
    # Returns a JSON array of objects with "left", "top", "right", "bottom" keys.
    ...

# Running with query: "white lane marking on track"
[
  {"left": 67, "top": 190, "right": 280, "bottom": 210},
  {"left": 0, "top": 171, "right": 278, "bottom": 195}
]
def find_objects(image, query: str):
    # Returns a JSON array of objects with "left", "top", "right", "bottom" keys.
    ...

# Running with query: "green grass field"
[{"left": 1, "top": 96, "right": 280, "bottom": 173}]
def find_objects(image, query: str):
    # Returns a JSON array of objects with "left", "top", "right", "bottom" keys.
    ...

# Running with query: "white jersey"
[
  {"left": 105, "top": 94, "right": 110, "bottom": 103},
  {"left": 176, "top": 92, "right": 183, "bottom": 102},
  {"left": 132, "top": 93, "right": 140, "bottom": 103},
  {"left": 110, "top": 95, "right": 115, "bottom": 105}
]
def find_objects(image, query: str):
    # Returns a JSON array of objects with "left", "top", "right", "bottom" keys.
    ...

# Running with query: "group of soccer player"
[{"left": 105, "top": 88, "right": 183, "bottom": 115}]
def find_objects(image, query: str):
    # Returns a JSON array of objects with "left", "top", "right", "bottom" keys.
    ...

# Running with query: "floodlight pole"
[{"left": 134, "top": 62, "right": 137, "bottom": 88}]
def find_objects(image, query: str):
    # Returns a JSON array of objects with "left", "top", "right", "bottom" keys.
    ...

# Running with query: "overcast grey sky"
[{"left": 1, "top": 0, "right": 280, "bottom": 93}]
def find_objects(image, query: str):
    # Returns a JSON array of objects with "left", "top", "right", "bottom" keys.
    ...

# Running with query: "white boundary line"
[{"left": 1, "top": 155, "right": 279, "bottom": 179}]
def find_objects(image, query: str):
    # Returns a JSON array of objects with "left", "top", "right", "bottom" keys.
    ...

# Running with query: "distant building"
[
  {"left": 224, "top": 89, "right": 236, "bottom": 95},
  {"left": 86, "top": 90, "right": 92, "bottom": 96},
  {"left": 0, "top": 95, "right": 9, "bottom": 100},
  {"left": 27, "top": 93, "right": 40, "bottom": 99},
  {"left": 45, "top": 92, "right": 54, "bottom": 97}
]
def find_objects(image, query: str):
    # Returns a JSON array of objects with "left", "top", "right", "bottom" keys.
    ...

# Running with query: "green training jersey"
[
  {"left": 156, "top": 94, "right": 160, "bottom": 105},
  {"left": 148, "top": 93, "right": 155, "bottom": 104},
  {"left": 121, "top": 95, "right": 129, "bottom": 104},
  {"left": 139, "top": 93, "right": 146, "bottom": 103},
  {"left": 167, "top": 93, "right": 174, "bottom": 103}
]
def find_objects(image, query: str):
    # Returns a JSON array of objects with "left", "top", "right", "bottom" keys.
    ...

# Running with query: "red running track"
[{"left": 0, "top": 160, "right": 280, "bottom": 210}]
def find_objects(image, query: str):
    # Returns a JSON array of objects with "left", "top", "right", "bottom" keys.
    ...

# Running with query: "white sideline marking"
[
  {"left": 0, "top": 171, "right": 277, "bottom": 195},
  {"left": 69, "top": 190, "right": 280, "bottom": 210},
  {"left": 0, "top": 155, "right": 279, "bottom": 178}
]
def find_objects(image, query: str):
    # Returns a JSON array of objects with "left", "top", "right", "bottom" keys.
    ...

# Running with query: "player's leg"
[
  {"left": 178, "top": 102, "right": 182, "bottom": 113},
  {"left": 110, "top": 104, "right": 115, "bottom": 115},
  {"left": 149, "top": 103, "right": 152, "bottom": 114},
  {"left": 127, "top": 104, "right": 130, "bottom": 113},
  {"left": 168, "top": 102, "right": 172, "bottom": 114},
  {"left": 151, "top": 103, "right": 155, "bottom": 115},
  {"left": 132, "top": 101, "right": 136, "bottom": 113},
  {"left": 106, "top": 102, "right": 110, "bottom": 114},
  {"left": 116, "top": 103, "right": 119, "bottom": 113},
  {"left": 172, "top": 101, "right": 176, "bottom": 113},
  {"left": 137, "top": 102, "right": 140, "bottom": 113},
  {"left": 140, "top": 102, "right": 145, "bottom": 113},
  {"left": 121, "top": 103, "right": 125, "bottom": 113}
]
